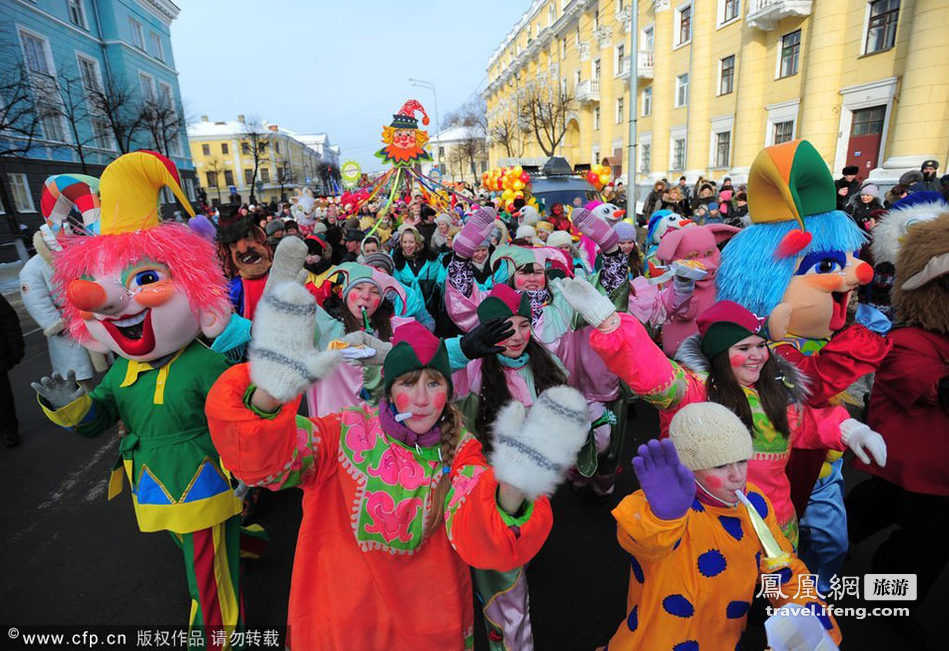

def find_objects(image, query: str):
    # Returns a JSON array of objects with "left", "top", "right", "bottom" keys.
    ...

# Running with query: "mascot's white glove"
[
  {"left": 553, "top": 277, "right": 617, "bottom": 330},
  {"left": 249, "top": 238, "right": 341, "bottom": 402},
  {"left": 339, "top": 331, "right": 393, "bottom": 367},
  {"left": 490, "top": 386, "right": 590, "bottom": 500},
  {"left": 31, "top": 370, "right": 86, "bottom": 410},
  {"left": 840, "top": 418, "right": 887, "bottom": 467}
]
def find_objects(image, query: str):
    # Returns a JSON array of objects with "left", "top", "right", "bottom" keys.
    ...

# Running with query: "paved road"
[{"left": 1, "top": 292, "right": 943, "bottom": 650}]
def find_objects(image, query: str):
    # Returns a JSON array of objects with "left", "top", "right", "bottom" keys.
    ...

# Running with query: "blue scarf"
[{"left": 496, "top": 352, "right": 529, "bottom": 369}]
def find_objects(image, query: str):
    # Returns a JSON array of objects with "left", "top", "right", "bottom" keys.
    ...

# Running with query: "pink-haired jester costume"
[{"left": 32, "top": 151, "right": 243, "bottom": 647}]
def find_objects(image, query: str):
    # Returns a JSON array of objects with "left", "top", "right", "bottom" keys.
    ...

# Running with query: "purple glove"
[
  {"left": 453, "top": 207, "right": 498, "bottom": 258},
  {"left": 632, "top": 439, "right": 695, "bottom": 520},
  {"left": 572, "top": 208, "right": 619, "bottom": 252}
]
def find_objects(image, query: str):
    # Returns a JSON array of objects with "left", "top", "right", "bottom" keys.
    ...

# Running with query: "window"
[
  {"left": 616, "top": 97, "right": 624, "bottom": 124},
  {"left": 593, "top": 59, "right": 601, "bottom": 80},
  {"left": 676, "top": 4, "right": 692, "bottom": 46},
  {"left": 561, "top": 37, "right": 566, "bottom": 59},
  {"left": 641, "top": 143, "right": 651, "bottom": 171},
  {"left": 851, "top": 106, "right": 886, "bottom": 135},
  {"left": 593, "top": 107, "right": 601, "bottom": 130},
  {"left": 77, "top": 56, "right": 101, "bottom": 96},
  {"left": 275, "top": 141, "right": 281, "bottom": 154},
  {"left": 779, "top": 30, "right": 801, "bottom": 78},
  {"left": 221, "top": 143, "right": 229, "bottom": 155},
  {"left": 150, "top": 32, "right": 164, "bottom": 61},
  {"left": 206, "top": 171, "right": 218, "bottom": 188},
  {"left": 671, "top": 137, "right": 686, "bottom": 170},
  {"left": 202, "top": 144, "right": 210, "bottom": 156},
  {"left": 721, "top": 0, "right": 740, "bottom": 24},
  {"left": 642, "top": 87, "right": 652, "bottom": 116},
  {"left": 260, "top": 168, "right": 271, "bottom": 183},
  {"left": 715, "top": 131, "right": 731, "bottom": 167},
  {"left": 223, "top": 170, "right": 234, "bottom": 186},
  {"left": 91, "top": 118, "right": 113, "bottom": 149},
  {"left": 675, "top": 73, "right": 689, "bottom": 107},
  {"left": 7, "top": 173, "right": 36, "bottom": 212},
  {"left": 129, "top": 18, "right": 145, "bottom": 50},
  {"left": 138, "top": 72, "right": 155, "bottom": 101},
  {"left": 773, "top": 120, "right": 794, "bottom": 144},
  {"left": 642, "top": 26, "right": 654, "bottom": 52},
  {"left": 68, "top": 0, "right": 87, "bottom": 29},
  {"left": 593, "top": 10, "right": 599, "bottom": 31},
  {"left": 158, "top": 82, "right": 172, "bottom": 107},
  {"left": 241, "top": 142, "right": 251, "bottom": 155},
  {"left": 719, "top": 55, "right": 735, "bottom": 95},
  {"left": 244, "top": 169, "right": 254, "bottom": 185},
  {"left": 865, "top": 0, "right": 900, "bottom": 54},
  {"left": 574, "top": 70, "right": 581, "bottom": 88},
  {"left": 616, "top": 44, "right": 626, "bottom": 75},
  {"left": 20, "top": 31, "right": 66, "bottom": 142},
  {"left": 276, "top": 167, "right": 285, "bottom": 180}
]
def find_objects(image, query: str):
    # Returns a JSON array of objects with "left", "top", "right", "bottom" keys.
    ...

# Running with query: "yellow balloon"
[
  {"left": 512, "top": 180, "right": 525, "bottom": 191},
  {"left": 513, "top": 165, "right": 523, "bottom": 175},
  {"left": 514, "top": 190, "right": 524, "bottom": 198},
  {"left": 502, "top": 189, "right": 514, "bottom": 201}
]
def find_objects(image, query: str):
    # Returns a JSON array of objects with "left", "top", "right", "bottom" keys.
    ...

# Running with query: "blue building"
[{"left": 0, "top": 0, "right": 195, "bottom": 256}]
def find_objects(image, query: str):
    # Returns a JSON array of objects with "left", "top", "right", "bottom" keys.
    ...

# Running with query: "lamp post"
[{"left": 409, "top": 77, "right": 441, "bottom": 172}]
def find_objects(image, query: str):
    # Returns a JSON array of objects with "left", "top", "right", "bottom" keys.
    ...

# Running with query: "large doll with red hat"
[
  {"left": 716, "top": 139, "right": 892, "bottom": 590},
  {"left": 30, "top": 151, "right": 243, "bottom": 643},
  {"left": 216, "top": 207, "right": 273, "bottom": 320}
]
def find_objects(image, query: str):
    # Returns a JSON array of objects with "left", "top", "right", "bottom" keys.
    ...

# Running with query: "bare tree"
[
  {"left": 51, "top": 73, "right": 100, "bottom": 174},
  {"left": 488, "top": 114, "right": 526, "bottom": 159},
  {"left": 141, "top": 92, "right": 184, "bottom": 158},
  {"left": 87, "top": 71, "right": 146, "bottom": 154},
  {"left": 204, "top": 158, "right": 224, "bottom": 204},
  {"left": 240, "top": 117, "right": 269, "bottom": 203},
  {"left": 518, "top": 82, "right": 576, "bottom": 158},
  {"left": 274, "top": 153, "right": 297, "bottom": 203},
  {"left": 0, "top": 62, "right": 44, "bottom": 235}
]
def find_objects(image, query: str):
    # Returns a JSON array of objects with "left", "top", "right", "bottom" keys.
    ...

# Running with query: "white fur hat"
[{"left": 669, "top": 403, "right": 753, "bottom": 471}]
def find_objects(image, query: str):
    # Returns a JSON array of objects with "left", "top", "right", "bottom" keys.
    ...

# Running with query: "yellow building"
[
  {"left": 484, "top": 0, "right": 948, "bottom": 195},
  {"left": 187, "top": 115, "right": 337, "bottom": 205}
]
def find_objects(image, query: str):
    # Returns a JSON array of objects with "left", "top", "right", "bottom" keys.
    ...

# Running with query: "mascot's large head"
[
  {"left": 892, "top": 212, "right": 949, "bottom": 335},
  {"left": 216, "top": 207, "right": 272, "bottom": 280},
  {"left": 717, "top": 140, "right": 871, "bottom": 340},
  {"left": 52, "top": 151, "right": 231, "bottom": 362}
]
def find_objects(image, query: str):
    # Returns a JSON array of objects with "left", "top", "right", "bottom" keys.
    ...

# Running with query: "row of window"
[
  {"left": 66, "top": 0, "right": 167, "bottom": 62},
  {"left": 204, "top": 167, "right": 296, "bottom": 188},
  {"left": 636, "top": 120, "right": 795, "bottom": 174},
  {"left": 200, "top": 140, "right": 287, "bottom": 157},
  {"left": 17, "top": 28, "right": 181, "bottom": 153}
]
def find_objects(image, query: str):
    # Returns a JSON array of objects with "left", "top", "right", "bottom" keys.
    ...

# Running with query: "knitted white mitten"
[
  {"left": 489, "top": 385, "right": 590, "bottom": 499},
  {"left": 249, "top": 281, "right": 341, "bottom": 402},
  {"left": 553, "top": 277, "right": 617, "bottom": 329}
]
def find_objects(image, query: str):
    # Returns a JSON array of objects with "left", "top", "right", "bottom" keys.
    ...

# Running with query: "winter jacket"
[{"left": 0, "top": 294, "right": 24, "bottom": 372}]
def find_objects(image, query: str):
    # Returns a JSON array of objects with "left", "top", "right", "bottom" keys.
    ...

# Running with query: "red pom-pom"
[{"left": 775, "top": 230, "right": 812, "bottom": 258}]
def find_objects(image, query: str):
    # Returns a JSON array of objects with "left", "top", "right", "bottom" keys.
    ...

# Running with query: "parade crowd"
[{"left": 4, "top": 143, "right": 948, "bottom": 651}]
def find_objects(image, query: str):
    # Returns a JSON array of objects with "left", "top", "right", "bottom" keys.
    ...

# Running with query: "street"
[{"left": 0, "top": 288, "right": 943, "bottom": 650}]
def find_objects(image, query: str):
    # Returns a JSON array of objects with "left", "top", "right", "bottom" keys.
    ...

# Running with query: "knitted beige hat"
[{"left": 669, "top": 403, "right": 753, "bottom": 471}]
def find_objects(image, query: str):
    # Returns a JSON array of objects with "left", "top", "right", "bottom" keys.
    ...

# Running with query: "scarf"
[
  {"left": 497, "top": 352, "right": 529, "bottom": 369},
  {"left": 378, "top": 400, "right": 441, "bottom": 448},
  {"left": 525, "top": 288, "right": 549, "bottom": 325}
]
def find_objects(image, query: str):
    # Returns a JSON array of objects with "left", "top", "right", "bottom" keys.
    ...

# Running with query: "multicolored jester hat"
[{"left": 375, "top": 99, "right": 433, "bottom": 167}]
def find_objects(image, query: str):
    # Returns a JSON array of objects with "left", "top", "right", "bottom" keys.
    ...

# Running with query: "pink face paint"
[
  {"left": 729, "top": 353, "right": 748, "bottom": 368},
  {"left": 432, "top": 391, "right": 447, "bottom": 412},
  {"left": 704, "top": 475, "right": 723, "bottom": 489},
  {"left": 394, "top": 393, "right": 411, "bottom": 412}
]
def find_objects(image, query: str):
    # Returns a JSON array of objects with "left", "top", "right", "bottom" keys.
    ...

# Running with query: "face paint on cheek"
[
  {"left": 432, "top": 391, "right": 447, "bottom": 412},
  {"left": 807, "top": 274, "right": 845, "bottom": 292},
  {"left": 730, "top": 353, "right": 747, "bottom": 368},
  {"left": 394, "top": 393, "right": 411, "bottom": 412},
  {"left": 704, "top": 475, "right": 723, "bottom": 489}
]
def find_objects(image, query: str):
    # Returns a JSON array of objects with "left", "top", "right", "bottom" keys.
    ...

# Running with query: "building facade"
[
  {"left": 484, "top": 0, "right": 948, "bottom": 190},
  {"left": 422, "top": 125, "right": 489, "bottom": 184},
  {"left": 0, "top": 0, "right": 195, "bottom": 249},
  {"left": 187, "top": 116, "right": 339, "bottom": 205}
]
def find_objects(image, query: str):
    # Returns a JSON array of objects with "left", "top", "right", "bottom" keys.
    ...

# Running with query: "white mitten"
[
  {"left": 490, "top": 386, "right": 590, "bottom": 499},
  {"left": 264, "top": 236, "right": 308, "bottom": 294},
  {"left": 339, "top": 331, "right": 393, "bottom": 367},
  {"left": 248, "top": 281, "right": 341, "bottom": 402},
  {"left": 840, "top": 418, "right": 887, "bottom": 467},
  {"left": 553, "top": 277, "right": 617, "bottom": 329}
]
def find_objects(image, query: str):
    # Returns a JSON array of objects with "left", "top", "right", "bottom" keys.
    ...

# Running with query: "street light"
[{"left": 409, "top": 77, "right": 441, "bottom": 171}]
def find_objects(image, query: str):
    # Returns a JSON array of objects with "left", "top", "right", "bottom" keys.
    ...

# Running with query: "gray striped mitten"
[
  {"left": 489, "top": 385, "right": 590, "bottom": 499},
  {"left": 248, "top": 281, "right": 341, "bottom": 402}
]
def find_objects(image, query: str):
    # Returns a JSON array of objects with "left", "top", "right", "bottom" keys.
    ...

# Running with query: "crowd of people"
[{"left": 9, "top": 142, "right": 948, "bottom": 650}]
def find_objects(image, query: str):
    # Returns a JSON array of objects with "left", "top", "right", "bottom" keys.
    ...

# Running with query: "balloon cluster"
[
  {"left": 481, "top": 166, "right": 537, "bottom": 212},
  {"left": 586, "top": 164, "right": 612, "bottom": 190}
]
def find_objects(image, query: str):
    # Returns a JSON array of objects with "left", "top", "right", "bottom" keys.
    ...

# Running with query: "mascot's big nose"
[
  {"left": 853, "top": 260, "right": 874, "bottom": 285},
  {"left": 67, "top": 279, "right": 129, "bottom": 314}
]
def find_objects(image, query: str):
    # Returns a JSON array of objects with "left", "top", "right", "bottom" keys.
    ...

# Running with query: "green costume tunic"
[{"left": 42, "top": 341, "right": 241, "bottom": 534}]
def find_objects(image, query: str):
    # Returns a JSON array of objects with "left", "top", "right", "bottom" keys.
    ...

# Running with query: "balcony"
[
  {"left": 746, "top": 0, "right": 813, "bottom": 30},
  {"left": 576, "top": 79, "right": 600, "bottom": 104},
  {"left": 638, "top": 50, "right": 654, "bottom": 79}
]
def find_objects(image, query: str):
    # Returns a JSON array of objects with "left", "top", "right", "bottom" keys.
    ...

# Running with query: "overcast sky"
[{"left": 171, "top": 0, "right": 528, "bottom": 172}]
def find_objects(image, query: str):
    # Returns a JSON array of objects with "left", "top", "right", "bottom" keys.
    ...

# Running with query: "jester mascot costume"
[
  {"left": 31, "top": 151, "right": 243, "bottom": 646},
  {"left": 716, "top": 140, "right": 892, "bottom": 592}
]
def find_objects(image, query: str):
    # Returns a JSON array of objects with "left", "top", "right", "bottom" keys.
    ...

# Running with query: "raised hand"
[
  {"left": 339, "top": 331, "right": 393, "bottom": 367},
  {"left": 453, "top": 207, "right": 498, "bottom": 259},
  {"left": 553, "top": 277, "right": 617, "bottom": 330},
  {"left": 632, "top": 439, "right": 695, "bottom": 520},
  {"left": 31, "top": 370, "right": 86, "bottom": 410},
  {"left": 264, "top": 236, "right": 308, "bottom": 294},
  {"left": 571, "top": 207, "right": 619, "bottom": 252},
  {"left": 460, "top": 317, "right": 515, "bottom": 359}
]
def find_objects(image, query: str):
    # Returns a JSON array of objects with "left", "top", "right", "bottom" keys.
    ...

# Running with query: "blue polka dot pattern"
[
  {"left": 777, "top": 567, "right": 793, "bottom": 585},
  {"left": 726, "top": 600, "right": 751, "bottom": 618},
  {"left": 626, "top": 605, "right": 638, "bottom": 631},
  {"left": 629, "top": 554, "right": 644, "bottom": 583},
  {"left": 806, "top": 601, "right": 834, "bottom": 630},
  {"left": 691, "top": 498, "right": 705, "bottom": 512},
  {"left": 718, "top": 515, "right": 744, "bottom": 541},
  {"left": 697, "top": 549, "right": 727, "bottom": 577},
  {"left": 746, "top": 491, "right": 768, "bottom": 518},
  {"left": 662, "top": 594, "right": 695, "bottom": 618},
  {"left": 672, "top": 641, "right": 699, "bottom": 651}
]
